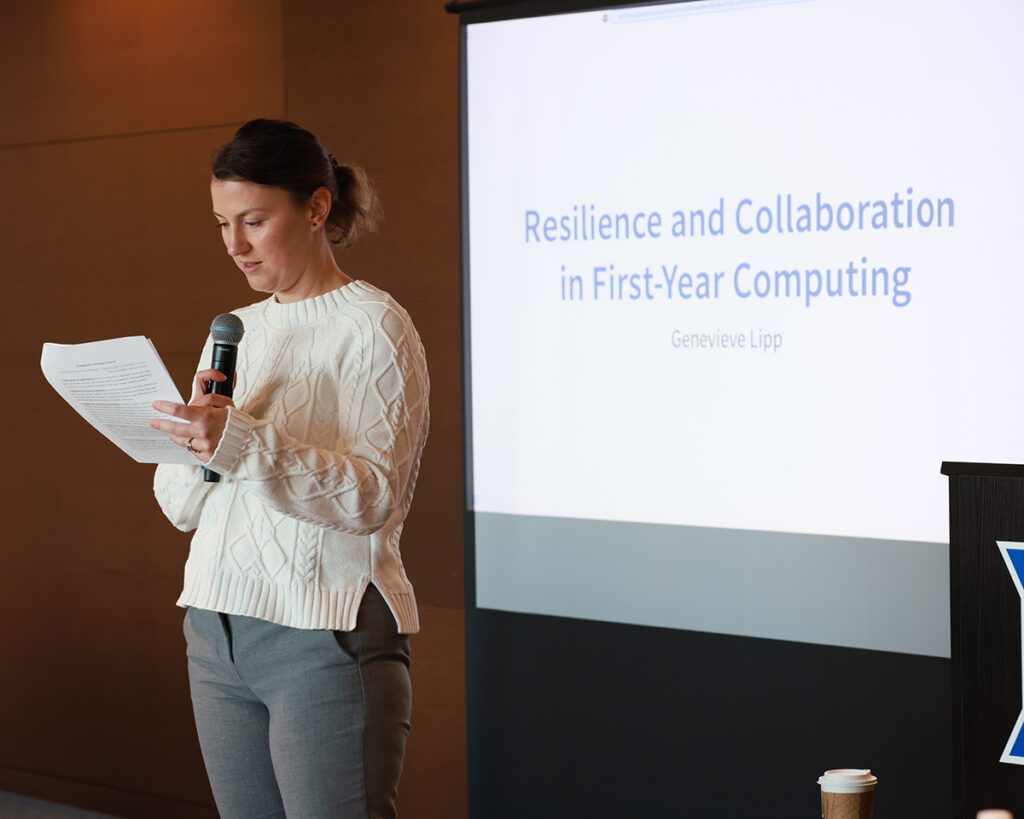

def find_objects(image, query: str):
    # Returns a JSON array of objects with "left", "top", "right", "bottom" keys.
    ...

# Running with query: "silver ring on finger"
[{"left": 186, "top": 438, "right": 196, "bottom": 454}]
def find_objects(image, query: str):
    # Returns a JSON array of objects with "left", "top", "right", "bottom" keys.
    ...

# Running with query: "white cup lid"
[
  {"left": 818, "top": 769, "right": 878, "bottom": 793},
  {"left": 976, "top": 811, "right": 1013, "bottom": 819}
]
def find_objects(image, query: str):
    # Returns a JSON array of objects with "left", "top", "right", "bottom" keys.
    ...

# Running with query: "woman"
[{"left": 149, "top": 118, "right": 429, "bottom": 819}]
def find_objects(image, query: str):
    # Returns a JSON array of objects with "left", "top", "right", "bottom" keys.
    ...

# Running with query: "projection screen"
[{"left": 464, "top": 0, "right": 1024, "bottom": 657}]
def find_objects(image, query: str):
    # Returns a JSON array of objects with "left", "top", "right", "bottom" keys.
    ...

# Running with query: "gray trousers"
[{"left": 183, "top": 585, "right": 412, "bottom": 819}]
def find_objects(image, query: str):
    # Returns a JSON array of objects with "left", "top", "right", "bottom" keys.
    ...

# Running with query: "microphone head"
[{"left": 210, "top": 313, "right": 245, "bottom": 346}]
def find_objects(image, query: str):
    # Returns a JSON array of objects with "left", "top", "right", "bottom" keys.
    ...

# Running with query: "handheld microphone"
[{"left": 203, "top": 313, "right": 244, "bottom": 483}]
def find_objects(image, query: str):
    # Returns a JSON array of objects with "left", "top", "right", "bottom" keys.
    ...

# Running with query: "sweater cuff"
[{"left": 204, "top": 407, "right": 252, "bottom": 475}]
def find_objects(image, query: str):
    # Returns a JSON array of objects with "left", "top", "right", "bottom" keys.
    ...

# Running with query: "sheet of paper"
[{"left": 41, "top": 336, "right": 196, "bottom": 464}]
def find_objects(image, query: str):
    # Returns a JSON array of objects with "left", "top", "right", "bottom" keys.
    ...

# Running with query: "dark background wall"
[{"left": 0, "top": 2, "right": 466, "bottom": 817}]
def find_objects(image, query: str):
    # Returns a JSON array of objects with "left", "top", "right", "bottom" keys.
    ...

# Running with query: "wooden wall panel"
[
  {"left": 282, "top": 4, "right": 468, "bottom": 817},
  {"left": 0, "top": 768, "right": 217, "bottom": 819},
  {"left": 1, "top": 1, "right": 467, "bottom": 816},
  {"left": 281, "top": 0, "right": 464, "bottom": 611},
  {"left": 3, "top": 129, "right": 261, "bottom": 580},
  {"left": 0, "top": 0, "right": 284, "bottom": 146},
  {"left": 1, "top": 2, "right": 284, "bottom": 815},
  {"left": 0, "top": 565, "right": 212, "bottom": 807},
  {"left": 403, "top": 604, "right": 468, "bottom": 819}
]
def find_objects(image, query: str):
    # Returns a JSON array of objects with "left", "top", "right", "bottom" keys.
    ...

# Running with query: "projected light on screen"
[{"left": 463, "top": 0, "right": 1024, "bottom": 656}]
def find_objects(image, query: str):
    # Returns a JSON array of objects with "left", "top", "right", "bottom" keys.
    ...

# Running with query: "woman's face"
[{"left": 211, "top": 178, "right": 321, "bottom": 302}]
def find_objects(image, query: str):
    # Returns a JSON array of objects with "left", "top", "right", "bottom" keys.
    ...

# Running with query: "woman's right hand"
[
  {"left": 191, "top": 368, "right": 235, "bottom": 403},
  {"left": 150, "top": 368, "right": 237, "bottom": 464}
]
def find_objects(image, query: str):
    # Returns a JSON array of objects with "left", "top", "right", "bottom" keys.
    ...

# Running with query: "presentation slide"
[{"left": 464, "top": 0, "right": 1024, "bottom": 655}]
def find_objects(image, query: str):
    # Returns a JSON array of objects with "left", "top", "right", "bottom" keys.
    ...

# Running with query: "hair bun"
[{"left": 328, "top": 161, "right": 381, "bottom": 247}]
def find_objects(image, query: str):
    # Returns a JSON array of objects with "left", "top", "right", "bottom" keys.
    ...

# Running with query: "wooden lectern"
[{"left": 942, "top": 462, "right": 1024, "bottom": 816}]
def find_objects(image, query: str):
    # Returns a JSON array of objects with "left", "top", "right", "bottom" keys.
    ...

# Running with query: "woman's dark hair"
[{"left": 211, "top": 118, "right": 380, "bottom": 246}]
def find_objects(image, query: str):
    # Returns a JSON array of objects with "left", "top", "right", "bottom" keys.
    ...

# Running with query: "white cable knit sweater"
[{"left": 153, "top": 281, "right": 429, "bottom": 633}]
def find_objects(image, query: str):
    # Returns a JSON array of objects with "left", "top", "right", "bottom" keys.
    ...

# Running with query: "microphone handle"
[{"left": 203, "top": 343, "right": 238, "bottom": 483}]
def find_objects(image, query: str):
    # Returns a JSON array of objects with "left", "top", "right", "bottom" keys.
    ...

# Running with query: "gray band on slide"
[{"left": 474, "top": 512, "right": 949, "bottom": 658}]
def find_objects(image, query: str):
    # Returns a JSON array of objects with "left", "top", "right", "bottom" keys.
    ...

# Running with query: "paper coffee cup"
[{"left": 818, "top": 769, "right": 877, "bottom": 819}]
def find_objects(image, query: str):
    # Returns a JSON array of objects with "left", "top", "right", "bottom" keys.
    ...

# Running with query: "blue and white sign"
[{"left": 997, "top": 541, "right": 1024, "bottom": 765}]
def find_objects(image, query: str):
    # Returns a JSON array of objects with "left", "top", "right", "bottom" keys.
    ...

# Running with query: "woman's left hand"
[{"left": 150, "top": 390, "right": 234, "bottom": 464}]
